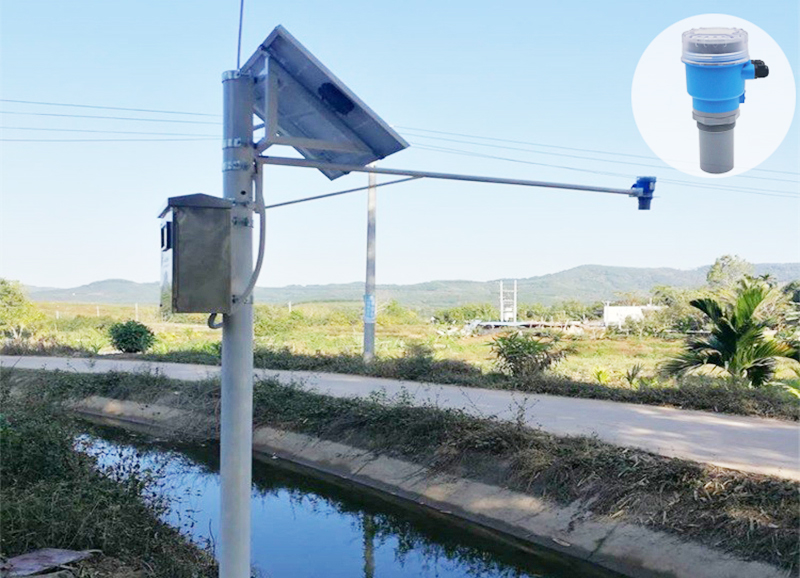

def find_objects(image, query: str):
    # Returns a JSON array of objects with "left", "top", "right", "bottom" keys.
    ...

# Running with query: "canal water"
[{"left": 83, "top": 427, "right": 622, "bottom": 578}]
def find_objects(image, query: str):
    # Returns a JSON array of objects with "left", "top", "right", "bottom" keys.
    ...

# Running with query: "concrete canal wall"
[{"left": 70, "top": 395, "right": 790, "bottom": 578}]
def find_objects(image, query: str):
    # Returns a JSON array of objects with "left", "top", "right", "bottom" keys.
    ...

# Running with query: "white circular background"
[{"left": 632, "top": 14, "right": 796, "bottom": 178}]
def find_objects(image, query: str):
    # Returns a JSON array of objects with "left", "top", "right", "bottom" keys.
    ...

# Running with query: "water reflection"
[{"left": 82, "top": 427, "right": 621, "bottom": 578}]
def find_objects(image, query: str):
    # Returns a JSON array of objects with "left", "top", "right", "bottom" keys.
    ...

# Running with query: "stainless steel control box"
[{"left": 159, "top": 194, "right": 233, "bottom": 315}]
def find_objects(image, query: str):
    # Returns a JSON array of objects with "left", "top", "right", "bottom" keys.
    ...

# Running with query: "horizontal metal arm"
[
  {"left": 265, "top": 176, "right": 421, "bottom": 210},
  {"left": 258, "top": 155, "right": 645, "bottom": 196}
]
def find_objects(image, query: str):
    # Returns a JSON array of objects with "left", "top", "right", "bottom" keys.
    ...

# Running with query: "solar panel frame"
[{"left": 242, "top": 25, "right": 408, "bottom": 179}]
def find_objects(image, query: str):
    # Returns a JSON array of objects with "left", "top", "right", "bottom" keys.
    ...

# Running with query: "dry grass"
[
  {"left": 0, "top": 387, "right": 216, "bottom": 577},
  {"left": 6, "top": 368, "right": 797, "bottom": 572},
  {"left": 8, "top": 302, "right": 798, "bottom": 419}
]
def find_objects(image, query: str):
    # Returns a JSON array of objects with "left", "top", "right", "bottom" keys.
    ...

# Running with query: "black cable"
[
  {"left": 0, "top": 111, "right": 221, "bottom": 125},
  {"left": 0, "top": 98, "right": 220, "bottom": 117}
]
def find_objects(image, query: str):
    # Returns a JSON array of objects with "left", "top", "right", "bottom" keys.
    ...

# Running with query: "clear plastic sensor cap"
[{"left": 682, "top": 27, "right": 749, "bottom": 65}]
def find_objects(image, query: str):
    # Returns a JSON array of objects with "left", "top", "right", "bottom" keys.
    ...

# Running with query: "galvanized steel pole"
[
  {"left": 257, "top": 156, "right": 645, "bottom": 197},
  {"left": 220, "top": 69, "right": 254, "bottom": 578},
  {"left": 363, "top": 168, "right": 377, "bottom": 363}
]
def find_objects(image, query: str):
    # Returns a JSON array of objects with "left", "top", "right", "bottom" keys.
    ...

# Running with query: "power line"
[
  {"left": 0, "top": 99, "right": 220, "bottom": 117},
  {"left": 401, "top": 126, "right": 662, "bottom": 161},
  {"left": 0, "top": 110, "right": 221, "bottom": 125},
  {"left": 398, "top": 125, "right": 800, "bottom": 177},
  {"left": 412, "top": 134, "right": 676, "bottom": 173},
  {"left": 1, "top": 126, "right": 218, "bottom": 137},
  {"left": 404, "top": 132, "right": 799, "bottom": 185},
  {"left": 422, "top": 144, "right": 799, "bottom": 199},
  {"left": 3, "top": 99, "right": 796, "bottom": 181},
  {"left": 411, "top": 141, "right": 799, "bottom": 196},
  {"left": 413, "top": 144, "right": 633, "bottom": 179},
  {"left": 0, "top": 137, "right": 217, "bottom": 142},
  {"left": 659, "top": 178, "right": 800, "bottom": 198},
  {"left": 415, "top": 143, "right": 799, "bottom": 199}
]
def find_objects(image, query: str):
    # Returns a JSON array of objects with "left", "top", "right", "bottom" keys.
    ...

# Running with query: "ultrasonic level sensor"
[{"left": 682, "top": 27, "right": 768, "bottom": 174}]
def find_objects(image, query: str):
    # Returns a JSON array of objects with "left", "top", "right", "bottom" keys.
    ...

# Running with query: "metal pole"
[
  {"left": 499, "top": 281, "right": 504, "bottom": 322},
  {"left": 363, "top": 168, "right": 377, "bottom": 363},
  {"left": 258, "top": 155, "right": 643, "bottom": 197},
  {"left": 513, "top": 280, "right": 518, "bottom": 323},
  {"left": 264, "top": 177, "right": 419, "bottom": 210},
  {"left": 220, "top": 69, "right": 255, "bottom": 578}
]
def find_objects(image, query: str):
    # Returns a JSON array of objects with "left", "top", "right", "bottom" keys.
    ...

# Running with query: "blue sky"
[{"left": 1, "top": 0, "right": 797, "bottom": 289}]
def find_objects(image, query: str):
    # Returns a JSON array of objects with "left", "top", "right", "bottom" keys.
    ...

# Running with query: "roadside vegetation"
[
  {"left": 6, "top": 368, "right": 797, "bottom": 573},
  {"left": 0, "top": 384, "right": 216, "bottom": 576},
  {"left": 2, "top": 256, "right": 798, "bottom": 419}
]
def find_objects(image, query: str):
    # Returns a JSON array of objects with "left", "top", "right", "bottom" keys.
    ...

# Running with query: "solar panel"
[{"left": 241, "top": 25, "right": 409, "bottom": 179}]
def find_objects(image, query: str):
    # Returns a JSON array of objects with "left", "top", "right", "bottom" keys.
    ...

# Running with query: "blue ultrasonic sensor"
[
  {"left": 682, "top": 28, "right": 768, "bottom": 173},
  {"left": 632, "top": 176, "right": 656, "bottom": 210}
]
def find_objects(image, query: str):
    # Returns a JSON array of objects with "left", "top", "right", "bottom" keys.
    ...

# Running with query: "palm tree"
[{"left": 663, "top": 280, "right": 797, "bottom": 387}]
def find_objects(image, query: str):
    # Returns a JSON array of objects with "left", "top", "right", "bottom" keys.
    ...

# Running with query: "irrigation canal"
[{"left": 84, "top": 424, "right": 623, "bottom": 578}]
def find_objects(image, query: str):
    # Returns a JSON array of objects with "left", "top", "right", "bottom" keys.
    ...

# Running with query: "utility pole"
[
  {"left": 220, "top": 69, "right": 255, "bottom": 578},
  {"left": 513, "top": 280, "right": 518, "bottom": 323},
  {"left": 499, "top": 280, "right": 504, "bottom": 321},
  {"left": 363, "top": 168, "right": 377, "bottom": 363}
]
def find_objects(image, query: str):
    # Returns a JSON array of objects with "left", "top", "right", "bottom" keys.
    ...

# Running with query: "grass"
[
  {"left": 139, "top": 346, "right": 799, "bottom": 420},
  {"left": 0, "top": 387, "right": 216, "bottom": 577},
  {"left": 4, "top": 301, "right": 798, "bottom": 420},
  {"left": 6, "top": 367, "right": 798, "bottom": 573},
  {"left": 508, "top": 373, "right": 799, "bottom": 420}
]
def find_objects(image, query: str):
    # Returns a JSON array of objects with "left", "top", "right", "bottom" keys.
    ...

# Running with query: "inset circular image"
[{"left": 631, "top": 14, "right": 796, "bottom": 178}]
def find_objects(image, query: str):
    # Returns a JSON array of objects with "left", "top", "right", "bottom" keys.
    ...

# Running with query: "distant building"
[{"left": 602, "top": 304, "right": 662, "bottom": 327}]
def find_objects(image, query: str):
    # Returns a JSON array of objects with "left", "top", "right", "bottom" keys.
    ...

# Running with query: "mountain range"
[{"left": 22, "top": 263, "right": 800, "bottom": 310}]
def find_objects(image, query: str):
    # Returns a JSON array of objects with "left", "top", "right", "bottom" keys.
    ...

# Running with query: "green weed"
[{"left": 0, "top": 394, "right": 215, "bottom": 576}]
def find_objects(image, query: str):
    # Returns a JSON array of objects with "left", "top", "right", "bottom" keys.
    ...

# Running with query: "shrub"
[
  {"left": 254, "top": 305, "right": 306, "bottom": 335},
  {"left": 519, "top": 300, "right": 604, "bottom": 322},
  {"left": 377, "top": 300, "right": 419, "bottom": 325},
  {"left": 433, "top": 303, "right": 498, "bottom": 324},
  {"left": 490, "top": 332, "right": 565, "bottom": 377},
  {"left": 593, "top": 367, "right": 611, "bottom": 385},
  {"left": 663, "top": 279, "right": 797, "bottom": 387},
  {"left": 109, "top": 321, "right": 156, "bottom": 353},
  {"left": 0, "top": 279, "right": 45, "bottom": 339}
]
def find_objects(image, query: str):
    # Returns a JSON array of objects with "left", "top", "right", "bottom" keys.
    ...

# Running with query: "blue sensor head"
[{"left": 633, "top": 176, "right": 656, "bottom": 211}]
